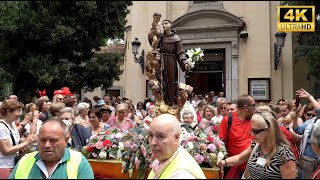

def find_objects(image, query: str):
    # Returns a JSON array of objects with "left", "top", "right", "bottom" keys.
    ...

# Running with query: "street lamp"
[
  {"left": 274, "top": 32, "right": 287, "bottom": 70},
  {"left": 131, "top": 38, "right": 145, "bottom": 73}
]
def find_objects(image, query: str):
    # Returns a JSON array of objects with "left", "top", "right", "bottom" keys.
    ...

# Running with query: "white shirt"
[
  {"left": 211, "top": 115, "right": 223, "bottom": 124},
  {"left": 0, "top": 120, "right": 20, "bottom": 168}
]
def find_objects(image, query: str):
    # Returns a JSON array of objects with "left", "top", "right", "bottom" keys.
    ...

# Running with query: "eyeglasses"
[
  {"left": 220, "top": 107, "right": 226, "bottom": 110},
  {"left": 306, "top": 113, "right": 316, "bottom": 117},
  {"left": 251, "top": 128, "right": 268, "bottom": 135}
]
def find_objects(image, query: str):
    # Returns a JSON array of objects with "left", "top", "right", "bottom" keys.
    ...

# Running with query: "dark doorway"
[{"left": 186, "top": 48, "right": 225, "bottom": 95}]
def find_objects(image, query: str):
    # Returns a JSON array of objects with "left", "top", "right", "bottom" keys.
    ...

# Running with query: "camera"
[{"left": 239, "top": 31, "right": 248, "bottom": 38}]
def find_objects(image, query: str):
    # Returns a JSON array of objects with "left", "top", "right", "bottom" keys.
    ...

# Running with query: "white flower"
[
  {"left": 118, "top": 142, "right": 124, "bottom": 150},
  {"left": 187, "top": 142, "right": 194, "bottom": 150},
  {"left": 115, "top": 133, "right": 123, "bottom": 139},
  {"left": 186, "top": 49, "right": 195, "bottom": 58},
  {"left": 98, "top": 150, "right": 107, "bottom": 159},
  {"left": 217, "top": 151, "right": 224, "bottom": 162}
]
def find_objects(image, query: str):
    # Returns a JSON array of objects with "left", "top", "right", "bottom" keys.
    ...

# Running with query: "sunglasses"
[
  {"left": 306, "top": 113, "right": 316, "bottom": 117},
  {"left": 251, "top": 128, "right": 268, "bottom": 135},
  {"left": 220, "top": 107, "right": 226, "bottom": 110}
]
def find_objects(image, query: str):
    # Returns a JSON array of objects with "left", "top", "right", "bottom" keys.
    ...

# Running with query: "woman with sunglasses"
[
  {"left": 136, "top": 102, "right": 147, "bottom": 120},
  {"left": 219, "top": 112, "right": 297, "bottom": 179}
]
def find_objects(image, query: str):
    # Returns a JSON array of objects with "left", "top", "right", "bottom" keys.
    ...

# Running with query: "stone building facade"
[{"left": 85, "top": 1, "right": 315, "bottom": 105}]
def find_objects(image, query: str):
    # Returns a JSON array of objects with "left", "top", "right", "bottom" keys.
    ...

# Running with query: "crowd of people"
[{"left": 0, "top": 88, "right": 319, "bottom": 179}]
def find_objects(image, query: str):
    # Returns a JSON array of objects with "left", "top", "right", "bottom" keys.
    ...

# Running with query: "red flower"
[
  {"left": 105, "top": 130, "right": 112, "bottom": 135},
  {"left": 87, "top": 146, "right": 94, "bottom": 152},
  {"left": 103, "top": 140, "right": 112, "bottom": 148},
  {"left": 207, "top": 136, "right": 213, "bottom": 143},
  {"left": 212, "top": 125, "right": 219, "bottom": 132}
]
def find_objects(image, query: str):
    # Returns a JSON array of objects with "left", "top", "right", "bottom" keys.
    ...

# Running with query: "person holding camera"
[{"left": 0, "top": 99, "right": 37, "bottom": 178}]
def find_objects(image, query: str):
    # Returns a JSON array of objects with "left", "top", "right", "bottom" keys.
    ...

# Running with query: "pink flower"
[
  {"left": 195, "top": 154, "right": 204, "bottom": 164},
  {"left": 187, "top": 136, "right": 195, "bottom": 142},
  {"left": 199, "top": 143, "right": 207, "bottom": 151},
  {"left": 207, "top": 144, "right": 216, "bottom": 152},
  {"left": 92, "top": 153, "right": 97, "bottom": 158},
  {"left": 141, "top": 145, "right": 147, "bottom": 157},
  {"left": 125, "top": 141, "right": 131, "bottom": 148},
  {"left": 95, "top": 141, "right": 104, "bottom": 150},
  {"left": 135, "top": 156, "right": 140, "bottom": 169},
  {"left": 203, "top": 155, "right": 209, "bottom": 163}
]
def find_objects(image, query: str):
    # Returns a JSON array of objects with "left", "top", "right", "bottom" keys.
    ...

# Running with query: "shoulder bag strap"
[{"left": 0, "top": 121, "right": 16, "bottom": 146}]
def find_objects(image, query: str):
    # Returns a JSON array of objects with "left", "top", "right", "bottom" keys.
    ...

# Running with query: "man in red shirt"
[{"left": 218, "top": 94, "right": 255, "bottom": 178}]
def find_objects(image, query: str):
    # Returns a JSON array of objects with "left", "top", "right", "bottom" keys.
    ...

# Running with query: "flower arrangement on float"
[
  {"left": 82, "top": 128, "right": 123, "bottom": 160},
  {"left": 120, "top": 124, "right": 152, "bottom": 179},
  {"left": 180, "top": 123, "right": 228, "bottom": 168},
  {"left": 82, "top": 121, "right": 227, "bottom": 178},
  {"left": 82, "top": 124, "right": 151, "bottom": 179}
]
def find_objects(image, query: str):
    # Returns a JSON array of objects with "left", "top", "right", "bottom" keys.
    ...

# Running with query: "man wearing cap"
[
  {"left": 99, "top": 104, "right": 112, "bottom": 124},
  {"left": 94, "top": 100, "right": 105, "bottom": 108}
]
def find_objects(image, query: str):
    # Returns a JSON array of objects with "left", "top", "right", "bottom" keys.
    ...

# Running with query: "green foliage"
[
  {"left": 0, "top": 1, "right": 132, "bottom": 102},
  {"left": 307, "top": 46, "right": 320, "bottom": 83},
  {"left": 285, "top": 1, "right": 320, "bottom": 82}
]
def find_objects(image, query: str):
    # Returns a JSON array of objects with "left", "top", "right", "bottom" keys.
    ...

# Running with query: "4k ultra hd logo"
[{"left": 278, "top": 6, "right": 315, "bottom": 32}]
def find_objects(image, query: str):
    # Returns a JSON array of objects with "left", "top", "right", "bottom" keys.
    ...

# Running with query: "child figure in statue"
[{"left": 148, "top": 13, "right": 162, "bottom": 50}]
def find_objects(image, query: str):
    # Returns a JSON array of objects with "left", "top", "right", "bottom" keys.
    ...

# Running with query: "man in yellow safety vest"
[
  {"left": 9, "top": 118, "right": 94, "bottom": 179},
  {"left": 147, "top": 113, "right": 206, "bottom": 179}
]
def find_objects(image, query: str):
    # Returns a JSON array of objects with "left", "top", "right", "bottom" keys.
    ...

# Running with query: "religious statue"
[
  {"left": 148, "top": 13, "right": 162, "bottom": 50},
  {"left": 146, "top": 15, "right": 193, "bottom": 120}
]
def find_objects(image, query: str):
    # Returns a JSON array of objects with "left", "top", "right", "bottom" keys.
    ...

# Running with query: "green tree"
[
  {"left": 0, "top": 1, "right": 131, "bottom": 102},
  {"left": 285, "top": 1, "right": 320, "bottom": 96}
]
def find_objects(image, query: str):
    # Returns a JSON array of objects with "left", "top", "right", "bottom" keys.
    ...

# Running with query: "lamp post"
[
  {"left": 274, "top": 32, "right": 287, "bottom": 70},
  {"left": 131, "top": 38, "right": 145, "bottom": 73}
]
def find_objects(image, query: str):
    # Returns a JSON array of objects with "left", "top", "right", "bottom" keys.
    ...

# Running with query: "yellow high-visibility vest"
[
  {"left": 15, "top": 149, "right": 82, "bottom": 179},
  {"left": 148, "top": 148, "right": 206, "bottom": 179}
]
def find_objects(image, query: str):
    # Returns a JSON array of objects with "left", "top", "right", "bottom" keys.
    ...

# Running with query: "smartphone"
[{"left": 295, "top": 95, "right": 300, "bottom": 108}]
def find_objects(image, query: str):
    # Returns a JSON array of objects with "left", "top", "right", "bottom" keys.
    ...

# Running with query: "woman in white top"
[{"left": 0, "top": 99, "right": 37, "bottom": 178}]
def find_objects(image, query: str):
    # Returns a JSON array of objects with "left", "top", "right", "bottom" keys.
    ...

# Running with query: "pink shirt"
[{"left": 108, "top": 116, "right": 133, "bottom": 131}]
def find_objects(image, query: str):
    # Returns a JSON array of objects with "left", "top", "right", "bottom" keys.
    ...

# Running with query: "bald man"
[
  {"left": 147, "top": 114, "right": 206, "bottom": 179},
  {"left": 9, "top": 119, "right": 94, "bottom": 179},
  {"left": 8, "top": 95, "right": 18, "bottom": 101}
]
